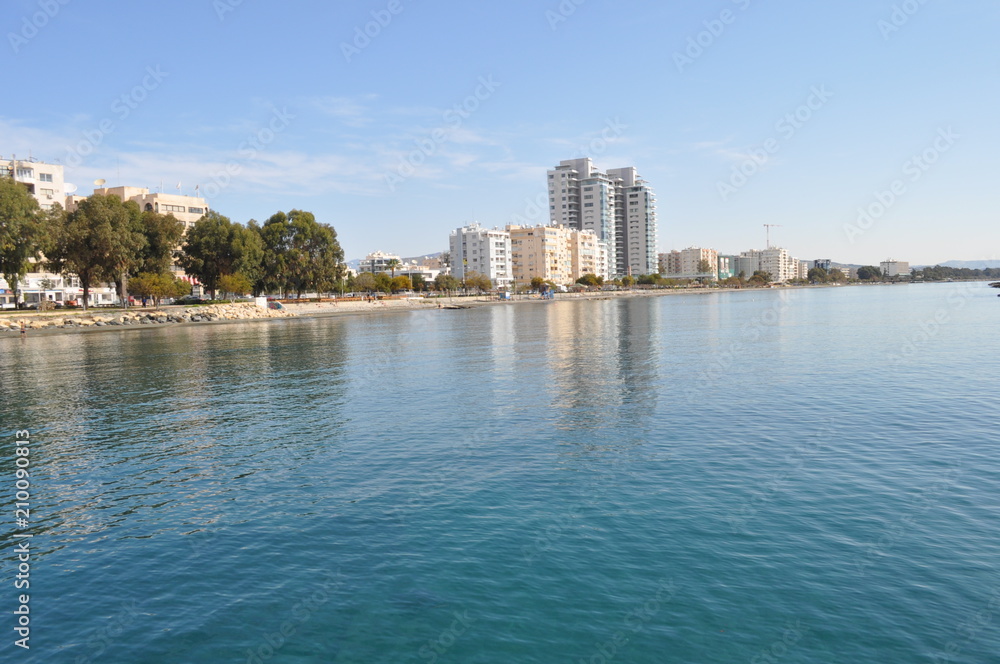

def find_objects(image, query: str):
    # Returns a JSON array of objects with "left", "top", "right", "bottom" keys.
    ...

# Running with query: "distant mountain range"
[{"left": 932, "top": 260, "right": 1000, "bottom": 269}]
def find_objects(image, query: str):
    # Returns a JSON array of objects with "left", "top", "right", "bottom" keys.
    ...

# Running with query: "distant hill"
[{"left": 937, "top": 260, "right": 1000, "bottom": 270}]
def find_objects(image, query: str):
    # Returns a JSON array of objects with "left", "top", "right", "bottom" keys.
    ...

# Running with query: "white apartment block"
[
  {"left": 607, "top": 167, "right": 658, "bottom": 277},
  {"left": 4, "top": 156, "right": 66, "bottom": 210},
  {"left": 880, "top": 260, "right": 910, "bottom": 278},
  {"left": 736, "top": 247, "right": 802, "bottom": 283},
  {"left": 360, "top": 251, "right": 403, "bottom": 274},
  {"left": 449, "top": 224, "right": 513, "bottom": 288},
  {"left": 548, "top": 158, "right": 658, "bottom": 278}
]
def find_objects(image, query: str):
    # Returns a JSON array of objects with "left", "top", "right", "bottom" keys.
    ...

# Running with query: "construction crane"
[{"left": 764, "top": 224, "right": 783, "bottom": 249}]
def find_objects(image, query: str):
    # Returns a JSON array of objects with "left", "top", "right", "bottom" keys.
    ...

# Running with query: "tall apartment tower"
[
  {"left": 547, "top": 158, "right": 658, "bottom": 277},
  {"left": 607, "top": 166, "right": 658, "bottom": 277}
]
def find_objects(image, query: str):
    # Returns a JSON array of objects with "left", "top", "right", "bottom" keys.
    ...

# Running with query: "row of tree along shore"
[
  {"left": 3, "top": 178, "right": 996, "bottom": 310},
  {"left": 1, "top": 177, "right": 345, "bottom": 309}
]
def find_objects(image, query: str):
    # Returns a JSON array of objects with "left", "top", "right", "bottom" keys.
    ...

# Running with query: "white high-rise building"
[
  {"left": 449, "top": 223, "right": 513, "bottom": 288},
  {"left": 607, "top": 167, "right": 658, "bottom": 277},
  {"left": 547, "top": 158, "right": 658, "bottom": 277}
]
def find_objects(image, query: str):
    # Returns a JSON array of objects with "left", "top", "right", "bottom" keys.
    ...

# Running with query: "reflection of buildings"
[{"left": 530, "top": 297, "right": 659, "bottom": 440}]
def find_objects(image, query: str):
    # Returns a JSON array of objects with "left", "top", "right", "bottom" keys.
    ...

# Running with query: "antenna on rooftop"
[{"left": 764, "top": 224, "right": 783, "bottom": 249}]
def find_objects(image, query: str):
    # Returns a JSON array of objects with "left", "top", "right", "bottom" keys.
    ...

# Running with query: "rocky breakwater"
[{"left": 0, "top": 303, "right": 295, "bottom": 333}]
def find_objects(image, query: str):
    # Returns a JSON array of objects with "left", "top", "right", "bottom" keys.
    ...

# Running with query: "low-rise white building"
[{"left": 360, "top": 251, "right": 403, "bottom": 274}]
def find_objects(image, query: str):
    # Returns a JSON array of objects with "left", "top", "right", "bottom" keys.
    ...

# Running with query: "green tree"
[
  {"left": 807, "top": 267, "right": 829, "bottom": 283},
  {"left": 180, "top": 212, "right": 263, "bottom": 298},
  {"left": 464, "top": 270, "right": 491, "bottom": 292},
  {"left": 218, "top": 273, "right": 253, "bottom": 302},
  {"left": 411, "top": 274, "right": 427, "bottom": 291},
  {"left": 0, "top": 177, "right": 45, "bottom": 308},
  {"left": 129, "top": 272, "right": 190, "bottom": 307},
  {"left": 748, "top": 270, "right": 772, "bottom": 286},
  {"left": 621, "top": 275, "right": 636, "bottom": 287},
  {"left": 857, "top": 265, "right": 883, "bottom": 281},
  {"left": 354, "top": 272, "right": 377, "bottom": 293},
  {"left": 386, "top": 258, "right": 402, "bottom": 279},
  {"left": 390, "top": 275, "right": 410, "bottom": 292},
  {"left": 576, "top": 273, "right": 603, "bottom": 287},
  {"left": 828, "top": 268, "right": 846, "bottom": 282},
  {"left": 696, "top": 259, "right": 715, "bottom": 282},
  {"left": 137, "top": 211, "right": 185, "bottom": 275},
  {"left": 434, "top": 274, "right": 460, "bottom": 292},
  {"left": 258, "top": 210, "right": 344, "bottom": 297},
  {"left": 373, "top": 272, "right": 392, "bottom": 293},
  {"left": 46, "top": 194, "right": 146, "bottom": 310}
]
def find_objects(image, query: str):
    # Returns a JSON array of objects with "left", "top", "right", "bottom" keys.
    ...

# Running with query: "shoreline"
[{"left": 0, "top": 282, "right": 952, "bottom": 339}]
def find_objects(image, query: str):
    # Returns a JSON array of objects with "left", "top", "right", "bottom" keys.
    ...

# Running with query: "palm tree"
[{"left": 386, "top": 258, "right": 402, "bottom": 279}]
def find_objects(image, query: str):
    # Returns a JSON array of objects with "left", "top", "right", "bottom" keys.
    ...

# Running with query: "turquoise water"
[{"left": 2, "top": 283, "right": 999, "bottom": 663}]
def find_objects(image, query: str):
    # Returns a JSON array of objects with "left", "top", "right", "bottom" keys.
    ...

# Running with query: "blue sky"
[{"left": 3, "top": 0, "right": 997, "bottom": 265}]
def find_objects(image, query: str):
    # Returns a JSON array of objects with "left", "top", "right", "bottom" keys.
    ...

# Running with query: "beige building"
[
  {"left": 509, "top": 224, "right": 609, "bottom": 286},
  {"left": 4, "top": 156, "right": 67, "bottom": 211},
  {"left": 661, "top": 247, "right": 719, "bottom": 279},
  {"left": 77, "top": 186, "right": 209, "bottom": 232}
]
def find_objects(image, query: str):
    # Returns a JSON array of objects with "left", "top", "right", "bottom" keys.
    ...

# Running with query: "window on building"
[
  {"left": 188, "top": 207, "right": 205, "bottom": 214},
  {"left": 38, "top": 173, "right": 53, "bottom": 182},
  {"left": 16, "top": 168, "right": 33, "bottom": 178}
]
